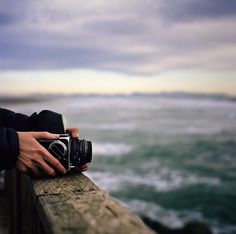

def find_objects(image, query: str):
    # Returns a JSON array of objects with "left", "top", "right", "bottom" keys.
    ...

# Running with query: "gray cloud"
[
  {"left": 158, "top": 0, "right": 236, "bottom": 22},
  {"left": 87, "top": 19, "right": 143, "bottom": 36},
  {"left": 0, "top": 12, "right": 17, "bottom": 25},
  {"left": 0, "top": 0, "right": 236, "bottom": 75}
]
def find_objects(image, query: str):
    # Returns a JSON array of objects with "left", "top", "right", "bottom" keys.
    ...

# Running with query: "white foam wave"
[
  {"left": 119, "top": 199, "right": 236, "bottom": 234},
  {"left": 93, "top": 142, "right": 133, "bottom": 156},
  {"left": 120, "top": 199, "right": 203, "bottom": 228},
  {"left": 82, "top": 123, "right": 137, "bottom": 130},
  {"left": 148, "top": 169, "right": 221, "bottom": 192},
  {"left": 86, "top": 168, "right": 220, "bottom": 193},
  {"left": 97, "top": 123, "right": 137, "bottom": 130},
  {"left": 169, "top": 126, "right": 224, "bottom": 135},
  {"left": 85, "top": 171, "right": 122, "bottom": 192}
]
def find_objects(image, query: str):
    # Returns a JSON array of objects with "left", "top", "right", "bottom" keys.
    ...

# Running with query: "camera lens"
[{"left": 71, "top": 138, "right": 92, "bottom": 166}]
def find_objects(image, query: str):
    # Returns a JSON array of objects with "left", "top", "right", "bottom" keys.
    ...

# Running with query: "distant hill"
[
  {"left": 131, "top": 92, "right": 236, "bottom": 101},
  {"left": 0, "top": 92, "right": 235, "bottom": 104}
]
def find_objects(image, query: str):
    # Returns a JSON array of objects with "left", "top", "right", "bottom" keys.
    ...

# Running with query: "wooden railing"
[{"left": 5, "top": 169, "right": 154, "bottom": 234}]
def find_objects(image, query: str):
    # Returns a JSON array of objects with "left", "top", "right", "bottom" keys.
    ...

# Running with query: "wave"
[
  {"left": 82, "top": 123, "right": 137, "bottom": 130},
  {"left": 93, "top": 142, "right": 133, "bottom": 156},
  {"left": 120, "top": 199, "right": 236, "bottom": 234},
  {"left": 167, "top": 126, "right": 225, "bottom": 135},
  {"left": 86, "top": 168, "right": 220, "bottom": 193},
  {"left": 120, "top": 199, "right": 202, "bottom": 228}
]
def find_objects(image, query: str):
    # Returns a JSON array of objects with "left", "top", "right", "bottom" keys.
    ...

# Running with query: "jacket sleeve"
[
  {"left": 0, "top": 127, "right": 19, "bottom": 171},
  {"left": 0, "top": 108, "right": 65, "bottom": 133},
  {"left": 0, "top": 108, "right": 31, "bottom": 131}
]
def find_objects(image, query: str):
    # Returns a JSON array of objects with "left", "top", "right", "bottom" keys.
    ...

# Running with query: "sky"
[{"left": 0, "top": 0, "right": 236, "bottom": 95}]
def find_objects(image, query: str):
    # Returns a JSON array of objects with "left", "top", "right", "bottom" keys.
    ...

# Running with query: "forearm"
[
  {"left": 0, "top": 127, "right": 19, "bottom": 171},
  {"left": 0, "top": 108, "right": 30, "bottom": 131},
  {"left": 0, "top": 108, "right": 65, "bottom": 133}
]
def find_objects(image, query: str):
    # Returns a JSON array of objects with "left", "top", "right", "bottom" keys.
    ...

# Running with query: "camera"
[{"left": 39, "top": 134, "right": 92, "bottom": 171}]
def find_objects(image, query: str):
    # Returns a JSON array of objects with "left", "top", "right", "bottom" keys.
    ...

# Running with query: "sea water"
[{"left": 3, "top": 94, "right": 236, "bottom": 234}]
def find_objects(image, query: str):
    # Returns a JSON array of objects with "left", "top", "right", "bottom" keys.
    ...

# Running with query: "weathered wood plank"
[
  {"left": 37, "top": 191, "right": 153, "bottom": 234},
  {"left": 7, "top": 171, "right": 155, "bottom": 234},
  {"left": 33, "top": 173, "right": 100, "bottom": 195},
  {"left": 33, "top": 174, "right": 154, "bottom": 234}
]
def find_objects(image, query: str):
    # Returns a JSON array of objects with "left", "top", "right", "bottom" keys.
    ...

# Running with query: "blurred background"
[{"left": 0, "top": 1, "right": 236, "bottom": 233}]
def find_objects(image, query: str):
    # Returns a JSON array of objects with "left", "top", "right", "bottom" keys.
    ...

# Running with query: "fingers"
[
  {"left": 76, "top": 163, "right": 89, "bottom": 172},
  {"left": 35, "top": 159, "right": 55, "bottom": 176},
  {"left": 29, "top": 165, "right": 41, "bottom": 177},
  {"left": 68, "top": 128, "right": 80, "bottom": 138},
  {"left": 17, "top": 131, "right": 66, "bottom": 177},
  {"left": 42, "top": 149, "right": 66, "bottom": 174},
  {"left": 80, "top": 163, "right": 89, "bottom": 170},
  {"left": 16, "top": 161, "right": 27, "bottom": 173},
  {"left": 33, "top": 133, "right": 66, "bottom": 174},
  {"left": 16, "top": 161, "right": 41, "bottom": 177},
  {"left": 33, "top": 131, "right": 59, "bottom": 140}
]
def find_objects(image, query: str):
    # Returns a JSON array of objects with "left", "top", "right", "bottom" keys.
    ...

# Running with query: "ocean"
[{"left": 1, "top": 94, "right": 236, "bottom": 234}]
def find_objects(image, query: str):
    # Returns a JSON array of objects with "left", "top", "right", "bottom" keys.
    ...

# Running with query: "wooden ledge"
[{"left": 6, "top": 171, "right": 155, "bottom": 234}]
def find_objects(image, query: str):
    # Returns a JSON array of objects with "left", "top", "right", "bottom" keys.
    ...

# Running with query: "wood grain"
[{"left": 6, "top": 171, "right": 155, "bottom": 234}]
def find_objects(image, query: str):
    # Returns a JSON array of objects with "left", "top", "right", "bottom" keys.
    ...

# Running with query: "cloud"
[
  {"left": 158, "top": 0, "right": 236, "bottom": 22},
  {"left": 0, "top": 0, "right": 236, "bottom": 75},
  {"left": 0, "top": 12, "right": 17, "bottom": 25}
]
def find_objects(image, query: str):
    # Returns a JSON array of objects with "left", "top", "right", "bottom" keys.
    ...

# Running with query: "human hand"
[
  {"left": 67, "top": 128, "right": 89, "bottom": 172},
  {"left": 16, "top": 132, "right": 67, "bottom": 177}
]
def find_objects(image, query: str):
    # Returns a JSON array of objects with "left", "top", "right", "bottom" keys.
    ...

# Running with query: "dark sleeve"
[
  {"left": 0, "top": 108, "right": 30, "bottom": 131},
  {"left": 0, "top": 108, "right": 65, "bottom": 133},
  {"left": 0, "top": 127, "right": 19, "bottom": 171}
]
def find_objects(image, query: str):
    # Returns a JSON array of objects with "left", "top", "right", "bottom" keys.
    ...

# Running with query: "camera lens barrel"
[{"left": 71, "top": 138, "right": 92, "bottom": 166}]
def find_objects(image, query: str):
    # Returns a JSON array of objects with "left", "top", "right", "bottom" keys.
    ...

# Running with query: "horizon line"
[{"left": 1, "top": 91, "right": 236, "bottom": 99}]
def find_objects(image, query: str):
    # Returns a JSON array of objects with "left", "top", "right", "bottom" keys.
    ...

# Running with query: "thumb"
[{"left": 33, "top": 132, "right": 60, "bottom": 140}]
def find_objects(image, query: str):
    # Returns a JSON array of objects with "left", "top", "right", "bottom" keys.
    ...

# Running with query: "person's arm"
[
  {"left": 0, "top": 127, "right": 66, "bottom": 175},
  {"left": 0, "top": 108, "right": 65, "bottom": 133},
  {"left": 0, "top": 108, "right": 88, "bottom": 174},
  {"left": 0, "top": 127, "right": 19, "bottom": 171}
]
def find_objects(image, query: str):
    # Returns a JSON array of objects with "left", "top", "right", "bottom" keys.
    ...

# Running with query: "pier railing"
[{"left": 5, "top": 169, "right": 154, "bottom": 234}]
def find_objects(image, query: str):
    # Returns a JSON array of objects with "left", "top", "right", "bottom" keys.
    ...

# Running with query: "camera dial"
[{"left": 48, "top": 140, "right": 67, "bottom": 160}]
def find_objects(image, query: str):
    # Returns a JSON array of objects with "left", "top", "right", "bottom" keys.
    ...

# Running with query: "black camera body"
[{"left": 39, "top": 134, "right": 92, "bottom": 171}]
